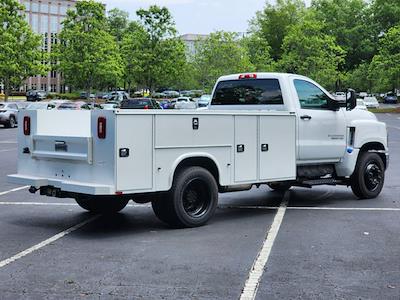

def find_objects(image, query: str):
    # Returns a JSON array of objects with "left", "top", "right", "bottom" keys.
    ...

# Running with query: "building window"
[
  {"left": 50, "top": 3, "right": 58, "bottom": 14},
  {"left": 32, "top": 2, "right": 39, "bottom": 13},
  {"left": 40, "top": 3, "right": 49, "bottom": 13},
  {"left": 42, "top": 33, "right": 48, "bottom": 51},
  {"left": 51, "top": 84, "right": 57, "bottom": 92},
  {"left": 41, "top": 15, "right": 48, "bottom": 34},
  {"left": 51, "top": 70, "right": 57, "bottom": 78},
  {"left": 31, "top": 14, "right": 39, "bottom": 33},
  {"left": 60, "top": 6, "right": 67, "bottom": 15},
  {"left": 50, "top": 16, "right": 58, "bottom": 33},
  {"left": 41, "top": 84, "right": 47, "bottom": 91},
  {"left": 23, "top": 1, "right": 30, "bottom": 10}
]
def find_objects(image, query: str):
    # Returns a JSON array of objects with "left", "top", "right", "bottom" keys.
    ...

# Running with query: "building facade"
[
  {"left": 180, "top": 34, "right": 209, "bottom": 57},
  {"left": 19, "top": 0, "right": 77, "bottom": 93}
]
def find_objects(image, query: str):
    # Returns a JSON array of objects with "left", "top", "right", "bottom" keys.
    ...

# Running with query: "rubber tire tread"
[
  {"left": 152, "top": 166, "right": 218, "bottom": 228},
  {"left": 350, "top": 152, "right": 385, "bottom": 199}
]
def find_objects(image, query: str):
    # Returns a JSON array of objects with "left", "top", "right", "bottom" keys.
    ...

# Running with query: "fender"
[{"left": 168, "top": 152, "right": 224, "bottom": 190}]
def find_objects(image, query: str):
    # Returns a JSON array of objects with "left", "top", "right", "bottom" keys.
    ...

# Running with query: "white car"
[
  {"left": 333, "top": 92, "right": 346, "bottom": 101},
  {"left": 356, "top": 99, "right": 367, "bottom": 110},
  {"left": 174, "top": 97, "right": 197, "bottom": 109},
  {"left": 363, "top": 96, "right": 379, "bottom": 108}
]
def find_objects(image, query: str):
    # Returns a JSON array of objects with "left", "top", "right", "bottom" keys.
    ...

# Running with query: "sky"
[{"left": 101, "top": 0, "right": 269, "bottom": 35}]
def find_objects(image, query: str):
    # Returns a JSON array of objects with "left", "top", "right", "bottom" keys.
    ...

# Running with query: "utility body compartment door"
[
  {"left": 259, "top": 115, "right": 296, "bottom": 180},
  {"left": 116, "top": 115, "right": 153, "bottom": 192}
]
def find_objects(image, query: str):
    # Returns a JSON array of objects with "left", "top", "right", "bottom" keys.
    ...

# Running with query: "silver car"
[{"left": 0, "top": 102, "right": 19, "bottom": 128}]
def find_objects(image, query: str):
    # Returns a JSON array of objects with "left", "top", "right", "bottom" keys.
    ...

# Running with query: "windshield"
[
  {"left": 27, "top": 103, "right": 47, "bottom": 109},
  {"left": 212, "top": 79, "right": 283, "bottom": 105}
]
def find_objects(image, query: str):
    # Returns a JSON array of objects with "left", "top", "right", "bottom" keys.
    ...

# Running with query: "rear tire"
[
  {"left": 350, "top": 152, "right": 385, "bottom": 199},
  {"left": 75, "top": 196, "right": 129, "bottom": 214},
  {"left": 152, "top": 167, "right": 218, "bottom": 228}
]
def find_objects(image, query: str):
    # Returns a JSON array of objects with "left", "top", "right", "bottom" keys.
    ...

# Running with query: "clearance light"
[
  {"left": 97, "top": 117, "right": 106, "bottom": 139},
  {"left": 23, "top": 116, "right": 31, "bottom": 135},
  {"left": 239, "top": 73, "right": 257, "bottom": 79}
]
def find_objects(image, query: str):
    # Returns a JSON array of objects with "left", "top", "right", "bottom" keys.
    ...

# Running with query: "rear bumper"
[{"left": 7, "top": 174, "right": 115, "bottom": 195}]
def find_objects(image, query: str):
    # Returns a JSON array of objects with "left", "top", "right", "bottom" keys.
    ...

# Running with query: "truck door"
[{"left": 293, "top": 79, "right": 346, "bottom": 162}]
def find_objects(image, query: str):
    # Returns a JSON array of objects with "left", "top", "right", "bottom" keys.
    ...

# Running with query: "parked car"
[
  {"left": 164, "top": 91, "right": 180, "bottom": 98},
  {"left": 0, "top": 102, "right": 19, "bottom": 128},
  {"left": 107, "top": 91, "right": 129, "bottom": 102},
  {"left": 49, "top": 99, "right": 71, "bottom": 108},
  {"left": 101, "top": 102, "right": 119, "bottom": 110},
  {"left": 174, "top": 97, "right": 197, "bottom": 109},
  {"left": 79, "top": 92, "right": 95, "bottom": 100},
  {"left": 16, "top": 102, "right": 30, "bottom": 110},
  {"left": 333, "top": 92, "right": 346, "bottom": 101},
  {"left": 359, "top": 92, "right": 368, "bottom": 98},
  {"left": 198, "top": 94, "right": 211, "bottom": 107},
  {"left": 384, "top": 93, "right": 398, "bottom": 104},
  {"left": 120, "top": 98, "right": 161, "bottom": 109},
  {"left": 26, "top": 102, "right": 56, "bottom": 110},
  {"left": 356, "top": 99, "right": 367, "bottom": 110},
  {"left": 363, "top": 96, "right": 380, "bottom": 108},
  {"left": 158, "top": 99, "right": 174, "bottom": 109},
  {"left": 26, "top": 90, "right": 47, "bottom": 102},
  {"left": 58, "top": 101, "right": 91, "bottom": 110}
]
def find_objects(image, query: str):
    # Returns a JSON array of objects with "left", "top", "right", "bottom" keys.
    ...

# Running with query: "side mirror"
[{"left": 346, "top": 89, "right": 357, "bottom": 110}]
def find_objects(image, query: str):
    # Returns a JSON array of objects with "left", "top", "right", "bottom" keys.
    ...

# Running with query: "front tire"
[
  {"left": 75, "top": 196, "right": 129, "bottom": 214},
  {"left": 6, "top": 116, "right": 16, "bottom": 128},
  {"left": 152, "top": 167, "right": 218, "bottom": 228},
  {"left": 351, "top": 152, "right": 385, "bottom": 199}
]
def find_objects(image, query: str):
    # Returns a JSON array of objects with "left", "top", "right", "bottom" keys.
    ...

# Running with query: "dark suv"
[
  {"left": 26, "top": 90, "right": 47, "bottom": 102},
  {"left": 120, "top": 98, "right": 161, "bottom": 109}
]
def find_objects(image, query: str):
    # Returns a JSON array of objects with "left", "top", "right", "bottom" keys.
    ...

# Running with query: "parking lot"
[{"left": 0, "top": 113, "right": 399, "bottom": 299}]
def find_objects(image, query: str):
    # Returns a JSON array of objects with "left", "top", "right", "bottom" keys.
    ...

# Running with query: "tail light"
[
  {"left": 23, "top": 116, "right": 31, "bottom": 135},
  {"left": 97, "top": 117, "right": 106, "bottom": 139},
  {"left": 239, "top": 73, "right": 257, "bottom": 79},
  {"left": 144, "top": 105, "right": 149, "bottom": 110}
]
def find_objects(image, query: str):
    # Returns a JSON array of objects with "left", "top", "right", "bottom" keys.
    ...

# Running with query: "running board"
[{"left": 294, "top": 178, "right": 346, "bottom": 188}]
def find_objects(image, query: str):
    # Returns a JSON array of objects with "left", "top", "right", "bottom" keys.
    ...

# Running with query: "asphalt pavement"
[{"left": 0, "top": 113, "right": 399, "bottom": 299}]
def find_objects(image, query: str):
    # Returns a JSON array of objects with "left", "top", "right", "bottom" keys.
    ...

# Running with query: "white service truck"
[{"left": 8, "top": 73, "right": 389, "bottom": 227}]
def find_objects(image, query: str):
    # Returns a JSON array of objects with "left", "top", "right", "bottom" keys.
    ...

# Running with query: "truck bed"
[{"left": 9, "top": 109, "right": 297, "bottom": 196}]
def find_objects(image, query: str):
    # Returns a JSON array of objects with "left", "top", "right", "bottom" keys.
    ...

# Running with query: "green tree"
[
  {"left": 125, "top": 5, "right": 186, "bottom": 91},
  {"left": 0, "top": 0, "right": 45, "bottom": 101},
  {"left": 250, "top": 0, "right": 306, "bottom": 61},
  {"left": 370, "top": 25, "right": 400, "bottom": 92},
  {"left": 278, "top": 11, "right": 346, "bottom": 89},
  {"left": 193, "top": 31, "right": 254, "bottom": 90},
  {"left": 343, "top": 62, "right": 373, "bottom": 92},
  {"left": 242, "top": 33, "right": 274, "bottom": 72},
  {"left": 312, "top": 0, "right": 377, "bottom": 70},
  {"left": 372, "top": 0, "right": 400, "bottom": 34},
  {"left": 56, "top": 0, "right": 122, "bottom": 97},
  {"left": 107, "top": 8, "right": 129, "bottom": 43}
]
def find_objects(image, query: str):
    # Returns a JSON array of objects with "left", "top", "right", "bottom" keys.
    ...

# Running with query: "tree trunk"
[{"left": 4, "top": 77, "right": 10, "bottom": 102}]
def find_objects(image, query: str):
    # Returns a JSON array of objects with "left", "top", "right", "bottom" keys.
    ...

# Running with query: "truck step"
[{"left": 297, "top": 178, "right": 344, "bottom": 187}]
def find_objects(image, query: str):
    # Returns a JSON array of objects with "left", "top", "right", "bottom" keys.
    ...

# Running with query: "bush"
[{"left": 49, "top": 93, "right": 81, "bottom": 100}]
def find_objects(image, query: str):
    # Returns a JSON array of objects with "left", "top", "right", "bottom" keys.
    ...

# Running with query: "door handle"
[{"left": 300, "top": 115, "right": 312, "bottom": 120}]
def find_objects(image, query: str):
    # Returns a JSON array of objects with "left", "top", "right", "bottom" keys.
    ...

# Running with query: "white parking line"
[
  {"left": 0, "top": 215, "right": 99, "bottom": 269},
  {"left": 0, "top": 141, "right": 17, "bottom": 144},
  {"left": 0, "top": 148, "right": 17, "bottom": 153},
  {"left": 220, "top": 205, "right": 400, "bottom": 212},
  {"left": 0, "top": 186, "right": 29, "bottom": 197},
  {"left": 240, "top": 192, "right": 289, "bottom": 300},
  {"left": 0, "top": 201, "right": 151, "bottom": 208}
]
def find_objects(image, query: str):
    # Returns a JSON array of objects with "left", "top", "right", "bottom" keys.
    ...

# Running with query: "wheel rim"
[
  {"left": 364, "top": 162, "right": 383, "bottom": 192},
  {"left": 182, "top": 179, "right": 211, "bottom": 218},
  {"left": 10, "top": 118, "right": 15, "bottom": 127}
]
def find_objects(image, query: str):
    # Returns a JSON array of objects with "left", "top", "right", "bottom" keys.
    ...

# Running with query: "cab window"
[
  {"left": 294, "top": 80, "right": 331, "bottom": 110},
  {"left": 212, "top": 79, "right": 283, "bottom": 105}
]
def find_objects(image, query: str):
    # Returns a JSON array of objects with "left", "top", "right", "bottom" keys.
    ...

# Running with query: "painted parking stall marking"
[
  {"left": 240, "top": 192, "right": 289, "bottom": 300},
  {"left": 0, "top": 215, "right": 99, "bottom": 269},
  {"left": 0, "top": 186, "right": 29, "bottom": 197}
]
